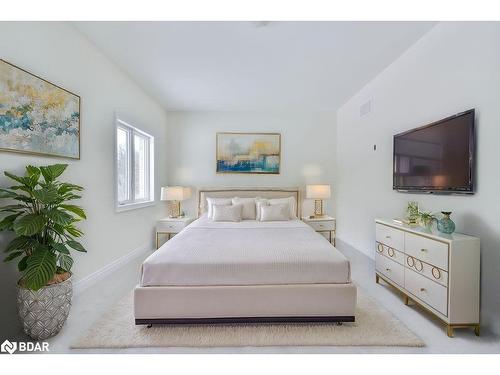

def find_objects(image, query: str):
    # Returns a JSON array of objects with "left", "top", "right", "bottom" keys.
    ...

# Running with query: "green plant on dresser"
[{"left": 0, "top": 164, "right": 87, "bottom": 339}]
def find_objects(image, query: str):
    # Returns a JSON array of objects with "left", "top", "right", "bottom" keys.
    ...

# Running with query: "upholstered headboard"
[{"left": 197, "top": 187, "right": 300, "bottom": 218}]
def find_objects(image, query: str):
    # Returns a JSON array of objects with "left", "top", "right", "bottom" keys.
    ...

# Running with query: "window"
[{"left": 115, "top": 118, "right": 154, "bottom": 211}]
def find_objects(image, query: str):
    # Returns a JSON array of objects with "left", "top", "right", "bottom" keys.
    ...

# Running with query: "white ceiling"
[{"left": 74, "top": 21, "right": 436, "bottom": 111}]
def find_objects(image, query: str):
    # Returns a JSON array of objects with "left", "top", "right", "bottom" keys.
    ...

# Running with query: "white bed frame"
[{"left": 134, "top": 187, "right": 357, "bottom": 325}]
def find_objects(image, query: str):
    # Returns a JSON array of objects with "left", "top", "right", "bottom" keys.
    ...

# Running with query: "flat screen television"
[{"left": 393, "top": 109, "right": 475, "bottom": 194}]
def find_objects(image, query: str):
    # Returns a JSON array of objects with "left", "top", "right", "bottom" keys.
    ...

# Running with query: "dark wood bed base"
[{"left": 136, "top": 316, "right": 355, "bottom": 325}]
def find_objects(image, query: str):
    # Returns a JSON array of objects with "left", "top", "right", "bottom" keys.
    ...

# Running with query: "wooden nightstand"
[
  {"left": 301, "top": 215, "right": 336, "bottom": 246},
  {"left": 156, "top": 217, "right": 194, "bottom": 249}
]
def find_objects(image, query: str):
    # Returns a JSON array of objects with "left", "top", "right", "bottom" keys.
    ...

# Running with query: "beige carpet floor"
[{"left": 72, "top": 288, "right": 424, "bottom": 348}]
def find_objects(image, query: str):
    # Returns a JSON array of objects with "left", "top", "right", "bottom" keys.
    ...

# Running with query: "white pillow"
[
  {"left": 212, "top": 204, "right": 243, "bottom": 222},
  {"left": 232, "top": 197, "right": 257, "bottom": 220},
  {"left": 206, "top": 197, "right": 233, "bottom": 219},
  {"left": 268, "top": 197, "right": 296, "bottom": 218},
  {"left": 260, "top": 204, "right": 290, "bottom": 221},
  {"left": 255, "top": 198, "right": 269, "bottom": 221}
]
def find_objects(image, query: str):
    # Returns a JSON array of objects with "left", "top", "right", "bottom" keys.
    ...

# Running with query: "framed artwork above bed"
[
  {"left": 216, "top": 132, "right": 281, "bottom": 174},
  {"left": 0, "top": 59, "right": 81, "bottom": 159}
]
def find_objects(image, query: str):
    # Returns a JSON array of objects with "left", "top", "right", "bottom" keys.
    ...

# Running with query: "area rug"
[{"left": 72, "top": 288, "right": 424, "bottom": 348}]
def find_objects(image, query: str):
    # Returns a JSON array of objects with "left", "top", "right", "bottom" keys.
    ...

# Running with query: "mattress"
[{"left": 141, "top": 216, "right": 351, "bottom": 287}]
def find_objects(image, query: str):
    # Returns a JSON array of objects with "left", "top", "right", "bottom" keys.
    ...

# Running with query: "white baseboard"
[{"left": 73, "top": 242, "right": 153, "bottom": 296}]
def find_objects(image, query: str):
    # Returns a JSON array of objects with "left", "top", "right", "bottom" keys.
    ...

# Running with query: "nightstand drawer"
[
  {"left": 156, "top": 221, "right": 185, "bottom": 232},
  {"left": 308, "top": 220, "right": 335, "bottom": 232}
]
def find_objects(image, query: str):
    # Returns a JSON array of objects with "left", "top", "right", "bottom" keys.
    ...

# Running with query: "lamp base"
[
  {"left": 167, "top": 201, "right": 182, "bottom": 218},
  {"left": 313, "top": 199, "right": 325, "bottom": 218}
]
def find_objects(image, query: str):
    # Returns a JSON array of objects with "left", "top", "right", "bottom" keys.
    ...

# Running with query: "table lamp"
[
  {"left": 306, "top": 184, "right": 331, "bottom": 218},
  {"left": 161, "top": 186, "right": 191, "bottom": 218}
]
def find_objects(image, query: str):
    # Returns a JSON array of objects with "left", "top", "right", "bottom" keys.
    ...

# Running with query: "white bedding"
[{"left": 141, "top": 216, "right": 351, "bottom": 287}]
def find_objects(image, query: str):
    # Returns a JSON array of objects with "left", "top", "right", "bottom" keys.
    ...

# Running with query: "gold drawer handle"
[
  {"left": 385, "top": 235, "right": 391, "bottom": 239},
  {"left": 388, "top": 248, "right": 395, "bottom": 257},
  {"left": 420, "top": 248, "right": 427, "bottom": 252},
  {"left": 420, "top": 288, "right": 426, "bottom": 292},
  {"left": 432, "top": 267, "right": 441, "bottom": 280},
  {"left": 406, "top": 256, "right": 415, "bottom": 267},
  {"left": 377, "top": 243, "right": 384, "bottom": 253},
  {"left": 385, "top": 268, "right": 391, "bottom": 271},
  {"left": 415, "top": 259, "right": 423, "bottom": 272}
]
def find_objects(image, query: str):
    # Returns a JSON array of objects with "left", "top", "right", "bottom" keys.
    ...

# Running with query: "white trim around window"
[{"left": 114, "top": 115, "right": 155, "bottom": 212}]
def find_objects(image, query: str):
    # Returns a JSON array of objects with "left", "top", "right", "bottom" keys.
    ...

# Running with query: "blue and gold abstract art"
[{"left": 0, "top": 60, "right": 80, "bottom": 159}]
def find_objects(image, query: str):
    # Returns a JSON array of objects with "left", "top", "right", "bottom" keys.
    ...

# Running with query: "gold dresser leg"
[
  {"left": 474, "top": 325, "right": 480, "bottom": 336},
  {"left": 403, "top": 295, "right": 410, "bottom": 306},
  {"left": 447, "top": 325, "right": 454, "bottom": 338},
  {"left": 375, "top": 274, "right": 380, "bottom": 284}
]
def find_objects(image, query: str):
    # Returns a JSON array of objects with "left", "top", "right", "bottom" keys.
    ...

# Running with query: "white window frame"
[{"left": 114, "top": 116, "right": 155, "bottom": 212}]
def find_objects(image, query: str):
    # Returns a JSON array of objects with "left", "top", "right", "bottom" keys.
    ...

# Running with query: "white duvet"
[{"left": 141, "top": 216, "right": 351, "bottom": 287}]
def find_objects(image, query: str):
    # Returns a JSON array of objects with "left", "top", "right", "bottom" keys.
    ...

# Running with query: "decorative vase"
[
  {"left": 17, "top": 277, "right": 72, "bottom": 340},
  {"left": 406, "top": 201, "right": 419, "bottom": 224},
  {"left": 437, "top": 211, "right": 456, "bottom": 234}
]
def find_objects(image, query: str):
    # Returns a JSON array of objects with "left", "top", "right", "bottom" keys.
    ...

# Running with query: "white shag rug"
[{"left": 72, "top": 288, "right": 424, "bottom": 348}]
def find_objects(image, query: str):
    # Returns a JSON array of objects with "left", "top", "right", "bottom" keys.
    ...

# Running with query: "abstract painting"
[
  {"left": 216, "top": 132, "right": 281, "bottom": 174},
  {"left": 0, "top": 60, "right": 80, "bottom": 159}
]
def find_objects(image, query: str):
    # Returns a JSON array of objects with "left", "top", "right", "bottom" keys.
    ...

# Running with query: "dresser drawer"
[
  {"left": 376, "top": 253, "right": 404, "bottom": 287},
  {"left": 405, "top": 268, "right": 448, "bottom": 316},
  {"left": 308, "top": 220, "right": 335, "bottom": 232},
  {"left": 405, "top": 255, "right": 448, "bottom": 287},
  {"left": 405, "top": 233, "right": 449, "bottom": 270},
  {"left": 376, "top": 242, "right": 405, "bottom": 266},
  {"left": 156, "top": 221, "right": 185, "bottom": 232},
  {"left": 375, "top": 223, "right": 404, "bottom": 251}
]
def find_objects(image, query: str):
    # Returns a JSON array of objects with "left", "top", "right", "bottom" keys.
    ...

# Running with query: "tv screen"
[{"left": 393, "top": 109, "right": 475, "bottom": 193}]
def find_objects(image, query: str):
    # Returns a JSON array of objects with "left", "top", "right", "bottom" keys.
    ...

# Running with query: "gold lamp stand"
[
  {"left": 313, "top": 199, "right": 325, "bottom": 218},
  {"left": 168, "top": 200, "right": 182, "bottom": 218}
]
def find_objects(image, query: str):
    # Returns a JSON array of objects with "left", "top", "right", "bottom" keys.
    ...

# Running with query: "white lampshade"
[
  {"left": 306, "top": 184, "right": 331, "bottom": 199},
  {"left": 161, "top": 186, "right": 191, "bottom": 201}
]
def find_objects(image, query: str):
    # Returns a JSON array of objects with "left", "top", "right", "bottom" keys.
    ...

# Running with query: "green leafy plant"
[
  {"left": 0, "top": 164, "right": 87, "bottom": 290},
  {"left": 418, "top": 210, "right": 437, "bottom": 228}
]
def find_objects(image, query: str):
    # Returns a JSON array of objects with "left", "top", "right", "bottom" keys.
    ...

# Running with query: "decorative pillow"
[
  {"left": 268, "top": 197, "right": 296, "bottom": 218},
  {"left": 255, "top": 198, "right": 269, "bottom": 221},
  {"left": 260, "top": 203, "right": 290, "bottom": 221},
  {"left": 206, "top": 197, "right": 233, "bottom": 219},
  {"left": 212, "top": 204, "right": 243, "bottom": 222},
  {"left": 231, "top": 197, "right": 257, "bottom": 220}
]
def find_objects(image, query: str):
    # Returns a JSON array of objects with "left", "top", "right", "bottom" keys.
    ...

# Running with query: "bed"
[{"left": 134, "top": 187, "right": 356, "bottom": 325}]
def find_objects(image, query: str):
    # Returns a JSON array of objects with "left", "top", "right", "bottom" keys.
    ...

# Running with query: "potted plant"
[
  {"left": 418, "top": 210, "right": 436, "bottom": 231},
  {"left": 0, "top": 164, "right": 87, "bottom": 340}
]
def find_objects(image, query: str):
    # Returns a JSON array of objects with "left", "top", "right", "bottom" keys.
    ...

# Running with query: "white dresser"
[{"left": 375, "top": 219, "right": 480, "bottom": 337}]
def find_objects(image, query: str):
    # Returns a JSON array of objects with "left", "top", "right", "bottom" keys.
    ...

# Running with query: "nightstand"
[
  {"left": 301, "top": 216, "right": 336, "bottom": 246},
  {"left": 156, "top": 217, "right": 194, "bottom": 249}
]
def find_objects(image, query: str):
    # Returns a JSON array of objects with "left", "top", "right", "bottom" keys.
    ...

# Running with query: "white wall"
[
  {"left": 336, "top": 22, "right": 500, "bottom": 334},
  {"left": 166, "top": 111, "right": 337, "bottom": 217},
  {"left": 0, "top": 22, "right": 168, "bottom": 338}
]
